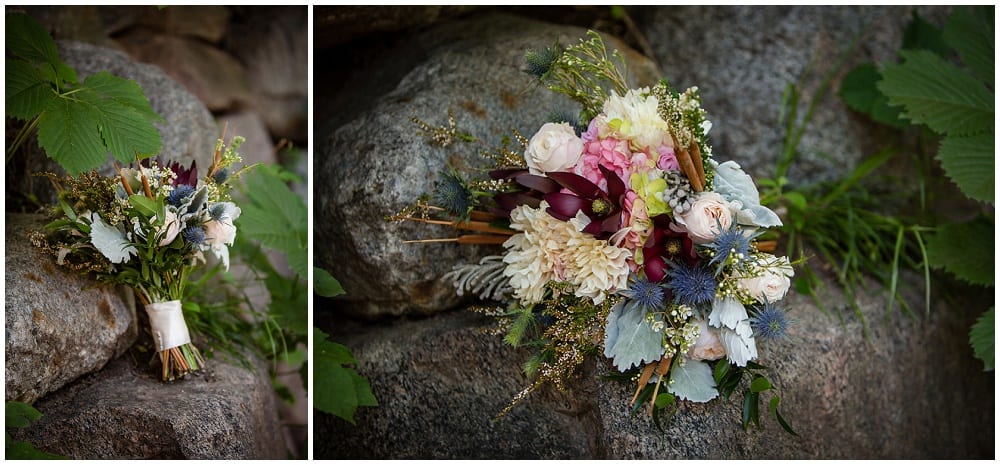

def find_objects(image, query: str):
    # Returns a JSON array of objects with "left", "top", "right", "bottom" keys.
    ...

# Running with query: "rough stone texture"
[
  {"left": 314, "top": 311, "right": 598, "bottom": 459},
  {"left": 116, "top": 29, "right": 253, "bottom": 112},
  {"left": 5, "top": 40, "right": 217, "bottom": 210},
  {"left": 224, "top": 6, "right": 308, "bottom": 142},
  {"left": 633, "top": 5, "right": 951, "bottom": 184},
  {"left": 11, "top": 353, "right": 286, "bottom": 459},
  {"left": 314, "top": 13, "right": 660, "bottom": 319},
  {"left": 315, "top": 268, "right": 993, "bottom": 459},
  {"left": 5, "top": 214, "right": 138, "bottom": 404},
  {"left": 134, "top": 5, "right": 231, "bottom": 43},
  {"left": 314, "top": 5, "right": 478, "bottom": 48}
]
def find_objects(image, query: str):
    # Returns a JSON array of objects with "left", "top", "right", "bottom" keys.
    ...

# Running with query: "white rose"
[
  {"left": 687, "top": 318, "right": 726, "bottom": 361},
  {"left": 740, "top": 254, "right": 793, "bottom": 303},
  {"left": 525, "top": 122, "right": 584, "bottom": 176},
  {"left": 671, "top": 192, "right": 734, "bottom": 244},
  {"left": 203, "top": 202, "right": 241, "bottom": 247},
  {"left": 155, "top": 209, "right": 181, "bottom": 247}
]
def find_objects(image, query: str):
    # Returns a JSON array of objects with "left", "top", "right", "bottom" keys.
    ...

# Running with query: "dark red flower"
[
  {"left": 543, "top": 164, "right": 627, "bottom": 238},
  {"left": 642, "top": 216, "right": 698, "bottom": 282},
  {"left": 168, "top": 160, "right": 198, "bottom": 187},
  {"left": 488, "top": 169, "right": 560, "bottom": 218}
]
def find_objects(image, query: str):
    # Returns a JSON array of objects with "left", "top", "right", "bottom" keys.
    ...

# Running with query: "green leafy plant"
[
  {"left": 5, "top": 401, "right": 63, "bottom": 459},
  {"left": 839, "top": 6, "right": 994, "bottom": 369},
  {"left": 313, "top": 277, "right": 378, "bottom": 424},
  {"left": 5, "top": 12, "right": 163, "bottom": 174}
]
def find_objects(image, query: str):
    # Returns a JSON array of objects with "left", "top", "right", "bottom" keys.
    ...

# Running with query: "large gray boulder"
[
  {"left": 634, "top": 5, "right": 950, "bottom": 184},
  {"left": 314, "top": 13, "right": 659, "bottom": 319},
  {"left": 11, "top": 353, "right": 286, "bottom": 459},
  {"left": 5, "top": 214, "right": 137, "bottom": 404},
  {"left": 316, "top": 269, "right": 993, "bottom": 459}
]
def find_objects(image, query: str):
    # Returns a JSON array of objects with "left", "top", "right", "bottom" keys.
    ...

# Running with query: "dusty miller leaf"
[
  {"left": 667, "top": 359, "right": 718, "bottom": 402},
  {"left": 970, "top": 307, "right": 994, "bottom": 371},
  {"left": 604, "top": 301, "right": 664, "bottom": 370},
  {"left": 937, "top": 133, "right": 994, "bottom": 204},
  {"left": 878, "top": 49, "right": 993, "bottom": 136}
]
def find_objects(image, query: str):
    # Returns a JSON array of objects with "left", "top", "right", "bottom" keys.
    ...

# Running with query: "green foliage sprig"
[
  {"left": 840, "top": 6, "right": 994, "bottom": 370},
  {"left": 5, "top": 401, "right": 64, "bottom": 459},
  {"left": 5, "top": 13, "right": 163, "bottom": 174},
  {"left": 530, "top": 30, "right": 630, "bottom": 122}
]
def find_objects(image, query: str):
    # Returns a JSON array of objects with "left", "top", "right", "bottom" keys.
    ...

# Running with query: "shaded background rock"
[
  {"left": 10, "top": 353, "right": 285, "bottom": 459},
  {"left": 633, "top": 5, "right": 951, "bottom": 184},
  {"left": 5, "top": 214, "right": 138, "bottom": 405},
  {"left": 314, "top": 12, "right": 659, "bottom": 319}
]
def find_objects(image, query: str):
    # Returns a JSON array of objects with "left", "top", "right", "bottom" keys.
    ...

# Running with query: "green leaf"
[
  {"left": 924, "top": 217, "right": 994, "bottom": 286},
  {"left": 6, "top": 440, "right": 65, "bottom": 460},
  {"left": 901, "top": 11, "right": 950, "bottom": 56},
  {"left": 838, "top": 64, "right": 908, "bottom": 128},
  {"left": 503, "top": 308, "right": 535, "bottom": 348},
  {"left": 769, "top": 396, "right": 799, "bottom": 436},
  {"left": 742, "top": 391, "right": 760, "bottom": 429},
  {"left": 942, "top": 6, "right": 994, "bottom": 83},
  {"left": 5, "top": 59, "right": 56, "bottom": 120},
  {"left": 5, "top": 13, "right": 62, "bottom": 68},
  {"left": 937, "top": 133, "right": 995, "bottom": 204},
  {"left": 970, "top": 307, "right": 995, "bottom": 371},
  {"left": 238, "top": 167, "right": 307, "bottom": 255},
  {"left": 5, "top": 402, "right": 42, "bottom": 429},
  {"left": 82, "top": 72, "right": 162, "bottom": 122},
  {"left": 878, "top": 49, "right": 994, "bottom": 136},
  {"left": 654, "top": 392, "right": 675, "bottom": 409},
  {"left": 749, "top": 375, "right": 772, "bottom": 393},
  {"left": 314, "top": 268, "right": 345, "bottom": 297},
  {"left": 128, "top": 194, "right": 158, "bottom": 217},
  {"left": 713, "top": 359, "right": 730, "bottom": 384},
  {"left": 36, "top": 98, "right": 106, "bottom": 175},
  {"left": 89, "top": 94, "right": 162, "bottom": 163},
  {"left": 313, "top": 327, "right": 377, "bottom": 423}
]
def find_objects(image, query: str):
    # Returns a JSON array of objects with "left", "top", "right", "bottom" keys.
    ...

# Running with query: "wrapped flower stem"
[{"left": 145, "top": 300, "right": 205, "bottom": 381}]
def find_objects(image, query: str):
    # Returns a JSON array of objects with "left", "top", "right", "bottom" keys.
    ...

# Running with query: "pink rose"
[
  {"left": 671, "top": 192, "right": 734, "bottom": 244},
  {"left": 687, "top": 318, "right": 726, "bottom": 361},
  {"left": 524, "top": 122, "right": 584, "bottom": 176}
]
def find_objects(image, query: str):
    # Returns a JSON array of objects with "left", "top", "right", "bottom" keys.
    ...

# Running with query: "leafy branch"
[{"left": 5, "top": 12, "right": 163, "bottom": 175}]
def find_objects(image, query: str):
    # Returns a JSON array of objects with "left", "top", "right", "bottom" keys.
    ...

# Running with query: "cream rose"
[
  {"left": 687, "top": 318, "right": 725, "bottom": 361},
  {"left": 740, "top": 254, "right": 793, "bottom": 303},
  {"left": 203, "top": 202, "right": 241, "bottom": 247},
  {"left": 156, "top": 209, "right": 182, "bottom": 247},
  {"left": 671, "top": 192, "right": 734, "bottom": 244},
  {"left": 525, "top": 122, "right": 584, "bottom": 176}
]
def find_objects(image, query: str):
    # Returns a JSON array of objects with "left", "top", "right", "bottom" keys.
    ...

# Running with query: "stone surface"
[
  {"left": 11, "top": 352, "right": 286, "bottom": 459},
  {"left": 224, "top": 6, "right": 308, "bottom": 142},
  {"left": 314, "top": 310, "right": 598, "bottom": 459},
  {"left": 5, "top": 40, "right": 217, "bottom": 210},
  {"left": 314, "top": 13, "right": 660, "bottom": 319},
  {"left": 314, "top": 5, "right": 478, "bottom": 48},
  {"left": 116, "top": 29, "right": 253, "bottom": 112},
  {"left": 315, "top": 267, "right": 993, "bottom": 459},
  {"left": 134, "top": 5, "right": 231, "bottom": 43},
  {"left": 4, "top": 214, "right": 138, "bottom": 404},
  {"left": 633, "top": 5, "right": 950, "bottom": 184}
]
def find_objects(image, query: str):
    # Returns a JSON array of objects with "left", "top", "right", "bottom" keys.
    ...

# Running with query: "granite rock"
[
  {"left": 4, "top": 214, "right": 137, "bottom": 404},
  {"left": 10, "top": 353, "right": 286, "bottom": 459},
  {"left": 314, "top": 13, "right": 659, "bottom": 319}
]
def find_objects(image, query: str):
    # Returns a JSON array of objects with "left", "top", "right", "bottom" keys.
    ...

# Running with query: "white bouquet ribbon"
[{"left": 144, "top": 300, "right": 192, "bottom": 351}]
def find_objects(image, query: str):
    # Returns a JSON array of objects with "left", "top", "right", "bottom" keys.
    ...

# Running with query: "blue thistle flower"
[
  {"left": 665, "top": 262, "right": 717, "bottom": 308},
  {"left": 620, "top": 274, "right": 666, "bottom": 311},
  {"left": 212, "top": 167, "right": 230, "bottom": 184},
  {"left": 183, "top": 226, "right": 206, "bottom": 245},
  {"left": 167, "top": 185, "right": 195, "bottom": 207},
  {"left": 703, "top": 223, "right": 760, "bottom": 275},
  {"left": 524, "top": 45, "right": 561, "bottom": 79},
  {"left": 432, "top": 171, "right": 472, "bottom": 216},
  {"left": 749, "top": 301, "right": 791, "bottom": 342},
  {"left": 547, "top": 110, "right": 585, "bottom": 136},
  {"left": 209, "top": 203, "right": 228, "bottom": 221}
]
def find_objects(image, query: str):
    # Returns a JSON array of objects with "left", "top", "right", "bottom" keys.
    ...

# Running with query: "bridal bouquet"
[
  {"left": 32, "top": 135, "right": 245, "bottom": 381},
  {"left": 394, "top": 31, "right": 795, "bottom": 432}
]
